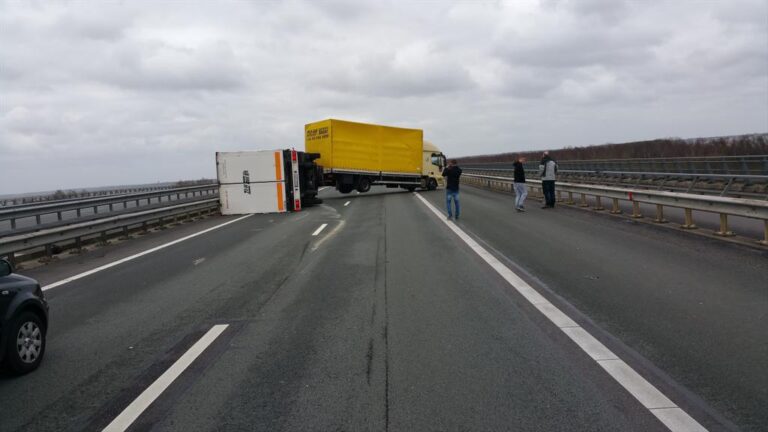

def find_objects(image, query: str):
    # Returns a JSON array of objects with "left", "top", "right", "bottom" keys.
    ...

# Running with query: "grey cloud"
[{"left": 0, "top": 0, "right": 765, "bottom": 194}]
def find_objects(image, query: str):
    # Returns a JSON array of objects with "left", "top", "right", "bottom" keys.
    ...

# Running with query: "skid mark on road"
[
  {"left": 311, "top": 221, "right": 346, "bottom": 252},
  {"left": 413, "top": 192, "right": 707, "bottom": 432},
  {"left": 102, "top": 324, "right": 229, "bottom": 432},
  {"left": 42, "top": 214, "right": 254, "bottom": 291}
]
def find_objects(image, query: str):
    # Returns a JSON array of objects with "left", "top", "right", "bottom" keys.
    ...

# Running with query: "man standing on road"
[
  {"left": 442, "top": 159, "right": 462, "bottom": 220},
  {"left": 513, "top": 155, "right": 528, "bottom": 212},
  {"left": 539, "top": 151, "right": 558, "bottom": 208}
]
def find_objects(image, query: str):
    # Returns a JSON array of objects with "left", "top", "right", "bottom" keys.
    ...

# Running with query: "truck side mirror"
[{"left": 0, "top": 258, "right": 13, "bottom": 277}]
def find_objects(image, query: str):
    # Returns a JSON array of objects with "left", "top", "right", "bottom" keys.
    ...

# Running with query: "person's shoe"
[
  {"left": 455, "top": 215, "right": 459, "bottom": 220},
  {"left": 515, "top": 207, "right": 522, "bottom": 212},
  {"left": 447, "top": 215, "right": 452, "bottom": 220},
  {"left": 541, "top": 205, "right": 549, "bottom": 209},
  {"left": 518, "top": 207, "right": 525, "bottom": 212}
]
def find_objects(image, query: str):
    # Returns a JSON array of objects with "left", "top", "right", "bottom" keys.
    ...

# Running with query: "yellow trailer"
[{"left": 305, "top": 119, "right": 446, "bottom": 193}]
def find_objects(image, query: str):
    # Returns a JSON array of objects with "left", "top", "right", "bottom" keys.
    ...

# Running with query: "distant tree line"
[{"left": 457, "top": 133, "right": 768, "bottom": 164}]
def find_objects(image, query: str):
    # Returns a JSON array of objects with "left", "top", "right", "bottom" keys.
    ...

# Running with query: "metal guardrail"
[
  {"left": 462, "top": 155, "right": 768, "bottom": 176},
  {"left": 0, "top": 184, "right": 188, "bottom": 207},
  {"left": 463, "top": 168, "right": 768, "bottom": 199},
  {"left": 463, "top": 173, "right": 768, "bottom": 245},
  {"left": 0, "top": 184, "right": 218, "bottom": 230},
  {"left": 0, "top": 199, "right": 219, "bottom": 264}
]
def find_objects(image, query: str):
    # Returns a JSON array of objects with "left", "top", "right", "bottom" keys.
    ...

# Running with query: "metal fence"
[
  {"left": 462, "top": 173, "right": 768, "bottom": 246},
  {"left": 0, "top": 199, "right": 220, "bottom": 265},
  {"left": 462, "top": 155, "right": 768, "bottom": 176},
  {"left": 0, "top": 184, "right": 218, "bottom": 231},
  {"left": 463, "top": 167, "right": 768, "bottom": 200}
]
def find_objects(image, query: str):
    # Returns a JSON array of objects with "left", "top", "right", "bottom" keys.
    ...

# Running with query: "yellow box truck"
[{"left": 305, "top": 119, "right": 446, "bottom": 193}]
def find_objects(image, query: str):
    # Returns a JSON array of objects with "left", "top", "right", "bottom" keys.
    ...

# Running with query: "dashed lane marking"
[
  {"left": 102, "top": 324, "right": 229, "bottom": 432},
  {"left": 42, "top": 214, "right": 254, "bottom": 292},
  {"left": 312, "top": 223, "right": 328, "bottom": 236},
  {"left": 413, "top": 192, "right": 707, "bottom": 432},
  {"left": 344, "top": 201, "right": 351, "bottom": 207}
]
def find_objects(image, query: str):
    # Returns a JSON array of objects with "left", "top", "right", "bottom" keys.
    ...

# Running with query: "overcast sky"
[{"left": 1, "top": 0, "right": 766, "bottom": 194}]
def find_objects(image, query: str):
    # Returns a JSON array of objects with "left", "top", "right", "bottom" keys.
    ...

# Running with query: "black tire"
[
  {"left": 356, "top": 177, "right": 371, "bottom": 193},
  {"left": 338, "top": 184, "right": 354, "bottom": 194},
  {"left": 3, "top": 312, "right": 46, "bottom": 375},
  {"left": 406, "top": 186, "right": 416, "bottom": 192},
  {"left": 427, "top": 178, "right": 438, "bottom": 191}
]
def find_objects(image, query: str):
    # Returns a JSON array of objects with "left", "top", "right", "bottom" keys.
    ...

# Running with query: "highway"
[{"left": 0, "top": 186, "right": 765, "bottom": 431}]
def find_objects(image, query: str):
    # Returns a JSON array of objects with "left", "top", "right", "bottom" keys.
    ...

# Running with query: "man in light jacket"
[{"left": 539, "top": 151, "right": 557, "bottom": 208}]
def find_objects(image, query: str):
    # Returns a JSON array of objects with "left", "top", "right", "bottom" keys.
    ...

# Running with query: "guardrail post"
[
  {"left": 10, "top": 218, "right": 16, "bottom": 229},
  {"left": 681, "top": 208, "right": 697, "bottom": 229},
  {"left": 593, "top": 196, "right": 604, "bottom": 211},
  {"left": 35, "top": 214, "right": 42, "bottom": 225},
  {"left": 715, "top": 214, "right": 734, "bottom": 236},
  {"left": 567, "top": 192, "right": 575, "bottom": 205},
  {"left": 93, "top": 205, "right": 98, "bottom": 214},
  {"left": 57, "top": 211, "right": 63, "bottom": 221},
  {"left": 557, "top": 191, "right": 563, "bottom": 203},
  {"left": 610, "top": 198, "right": 621, "bottom": 214},
  {"left": 653, "top": 205, "right": 667, "bottom": 223},
  {"left": 580, "top": 194, "right": 588, "bottom": 207},
  {"left": 631, "top": 201, "right": 642, "bottom": 218}
]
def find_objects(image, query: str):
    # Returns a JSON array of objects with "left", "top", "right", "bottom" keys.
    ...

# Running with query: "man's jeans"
[
  {"left": 514, "top": 182, "right": 528, "bottom": 208},
  {"left": 542, "top": 180, "right": 556, "bottom": 207},
  {"left": 446, "top": 189, "right": 460, "bottom": 218}
]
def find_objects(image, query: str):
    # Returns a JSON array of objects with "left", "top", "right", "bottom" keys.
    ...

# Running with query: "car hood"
[{"left": 2, "top": 273, "right": 40, "bottom": 291}]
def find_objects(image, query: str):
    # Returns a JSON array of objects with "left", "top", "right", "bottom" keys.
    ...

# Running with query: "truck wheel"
[
  {"left": 338, "top": 184, "right": 354, "bottom": 194},
  {"left": 356, "top": 177, "right": 371, "bottom": 193},
  {"left": 406, "top": 186, "right": 416, "bottom": 192},
  {"left": 427, "top": 178, "right": 438, "bottom": 190},
  {"left": 4, "top": 312, "right": 46, "bottom": 375}
]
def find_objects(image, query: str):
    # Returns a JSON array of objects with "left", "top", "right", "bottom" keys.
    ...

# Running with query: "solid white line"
[
  {"left": 312, "top": 223, "right": 328, "bottom": 236},
  {"left": 102, "top": 324, "right": 229, "bottom": 432},
  {"left": 412, "top": 192, "right": 707, "bottom": 432},
  {"left": 42, "top": 214, "right": 254, "bottom": 291},
  {"left": 344, "top": 201, "right": 351, "bottom": 207}
]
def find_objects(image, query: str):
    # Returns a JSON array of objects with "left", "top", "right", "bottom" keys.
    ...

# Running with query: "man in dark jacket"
[
  {"left": 538, "top": 151, "right": 558, "bottom": 208},
  {"left": 442, "top": 159, "right": 462, "bottom": 220}
]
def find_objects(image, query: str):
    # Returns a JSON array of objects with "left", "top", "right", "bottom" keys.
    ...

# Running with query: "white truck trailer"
[{"left": 216, "top": 149, "right": 322, "bottom": 215}]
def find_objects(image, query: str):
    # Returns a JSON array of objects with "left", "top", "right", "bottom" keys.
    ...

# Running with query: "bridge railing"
[
  {"left": 0, "top": 199, "right": 220, "bottom": 265},
  {"left": 463, "top": 167, "right": 768, "bottom": 199},
  {"left": 462, "top": 155, "right": 768, "bottom": 176},
  {"left": 0, "top": 184, "right": 219, "bottom": 231},
  {"left": 462, "top": 173, "right": 768, "bottom": 246}
]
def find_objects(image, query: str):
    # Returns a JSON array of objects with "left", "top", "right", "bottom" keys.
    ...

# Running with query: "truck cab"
[{"left": 422, "top": 140, "right": 446, "bottom": 190}]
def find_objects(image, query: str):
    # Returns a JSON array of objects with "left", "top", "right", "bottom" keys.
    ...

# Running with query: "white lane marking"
[
  {"left": 344, "top": 201, "right": 351, "bottom": 207},
  {"left": 102, "top": 324, "right": 229, "bottom": 432},
  {"left": 42, "top": 214, "right": 254, "bottom": 292},
  {"left": 651, "top": 408, "right": 708, "bottom": 432},
  {"left": 312, "top": 223, "right": 328, "bottom": 236},
  {"left": 412, "top": 192, "right": 707, "bottom": 432},
  {"left": 319, "top": 187, "right": 330, "bottom": 191},
  {"left": 193, "top": 258, "right": 206, "bottom": 266}
]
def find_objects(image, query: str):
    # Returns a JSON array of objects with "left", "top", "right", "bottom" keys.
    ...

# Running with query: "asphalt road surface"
[{"left": 0, "top": 186, "right": 765, "bottom": 431}]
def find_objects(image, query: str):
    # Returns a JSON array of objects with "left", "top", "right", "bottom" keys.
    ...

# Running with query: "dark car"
[{"left": 0, "top": 258, "right": 48, "bottom": 375}]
